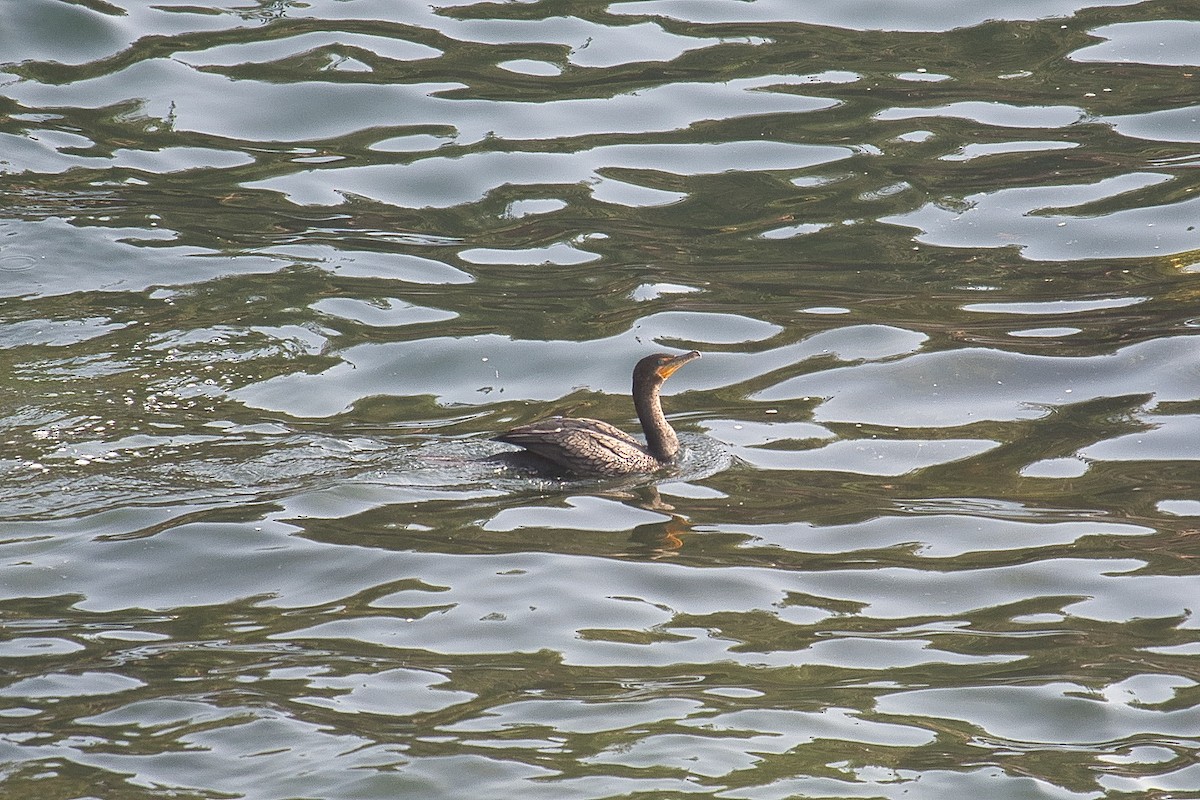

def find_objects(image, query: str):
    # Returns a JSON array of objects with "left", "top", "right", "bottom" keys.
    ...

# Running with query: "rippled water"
[{"left": 3, "top": 1, "right": 1200, "bottom": 797}]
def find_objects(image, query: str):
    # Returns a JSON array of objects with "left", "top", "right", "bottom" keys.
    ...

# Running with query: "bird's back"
[{"left": 494, "top": 416, "right": 661, "bottom": 476}]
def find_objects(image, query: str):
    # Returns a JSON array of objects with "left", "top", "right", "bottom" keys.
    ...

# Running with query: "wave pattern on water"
[{"left": 2, "top": 1, "right": 1200, "bottom": 798}]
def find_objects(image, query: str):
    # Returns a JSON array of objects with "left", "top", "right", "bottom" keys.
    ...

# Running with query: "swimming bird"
[{"left": 494, "top": 351, "right": 701, "bottom": 477}]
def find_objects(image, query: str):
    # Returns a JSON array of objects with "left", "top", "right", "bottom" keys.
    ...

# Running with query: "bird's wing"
[
  {"left": 495, "top": 417, "right": 638, "bottom": 446},
  {"left": 494, "top": 417, "right": 655, "bottom": 476},
  {"left": 568, "top": 418, "right": 641, "bottom": 446}
]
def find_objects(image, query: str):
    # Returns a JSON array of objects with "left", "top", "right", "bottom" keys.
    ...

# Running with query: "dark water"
[{"left": 3, "top": 1, "right": 1200, "bottom": 797}]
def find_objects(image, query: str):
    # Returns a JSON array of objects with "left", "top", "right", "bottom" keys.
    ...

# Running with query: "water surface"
[{"left": 3, "top": 1, "right": 1200, "bottom": 798}]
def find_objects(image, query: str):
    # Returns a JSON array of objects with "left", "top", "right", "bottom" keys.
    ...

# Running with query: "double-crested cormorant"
[{"left": 494, "top": 350, "right": 701, "bottom": 477}]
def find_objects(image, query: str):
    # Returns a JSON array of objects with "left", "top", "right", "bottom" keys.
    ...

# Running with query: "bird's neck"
[{"left": 634, "top": 382, "right": 678, "bottom": 461}]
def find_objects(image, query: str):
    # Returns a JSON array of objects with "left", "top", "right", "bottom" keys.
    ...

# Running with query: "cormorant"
[{"left": 494, "top": 351, "right": 701, "bottom": 477}]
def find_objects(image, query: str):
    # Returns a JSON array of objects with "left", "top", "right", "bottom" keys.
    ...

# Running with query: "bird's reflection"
[{"left": 607, "top": 484, "right": 696, "bottom": 557}]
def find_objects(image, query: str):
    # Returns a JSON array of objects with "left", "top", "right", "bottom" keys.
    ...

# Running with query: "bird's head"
[{"left": 633, "top": 350, "right": 701, "bottom": 388}]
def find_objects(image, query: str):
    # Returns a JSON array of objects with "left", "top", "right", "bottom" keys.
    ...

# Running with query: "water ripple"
[{"left": 3, "top": 2, "right": 1200, "bottom": 798}]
